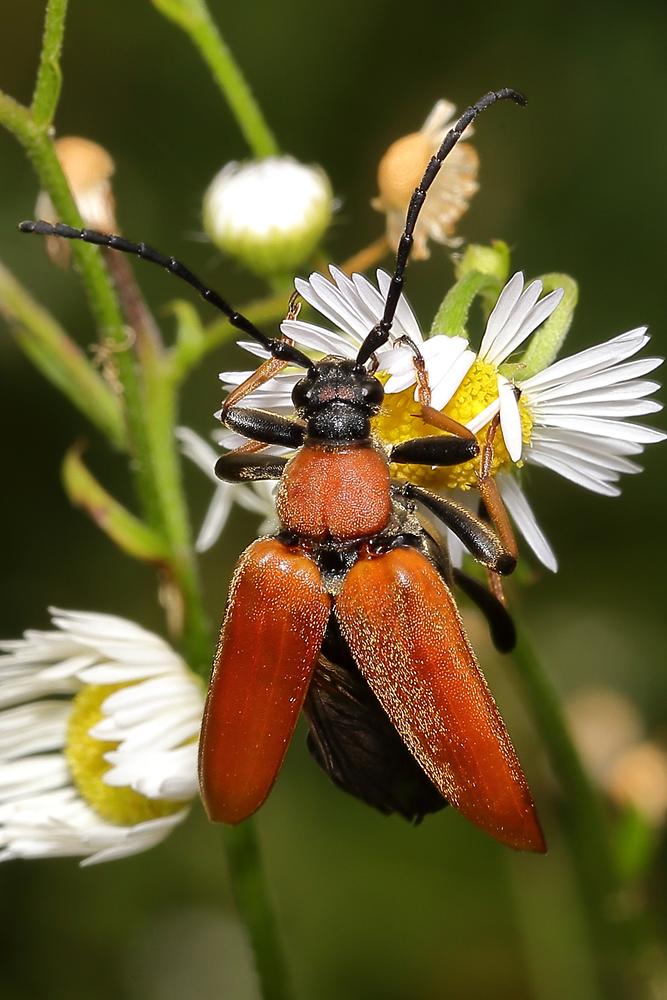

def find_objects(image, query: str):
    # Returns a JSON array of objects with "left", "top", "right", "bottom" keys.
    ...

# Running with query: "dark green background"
[{"left": 1, "top": 1, "right": 666, "bottom": 998}]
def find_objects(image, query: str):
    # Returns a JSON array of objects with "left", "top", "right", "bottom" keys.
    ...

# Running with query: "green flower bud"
[{"left": 203, "top": 156, "right": 333, "bottom": 278}]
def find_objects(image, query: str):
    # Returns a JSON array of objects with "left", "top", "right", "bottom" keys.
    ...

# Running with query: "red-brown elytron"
[{"left": 21, "top": 87, "right": 545, "bottom": 852}]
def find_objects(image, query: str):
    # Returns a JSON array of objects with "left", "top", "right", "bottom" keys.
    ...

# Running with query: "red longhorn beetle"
[{"left": 21, "top": 88, "right": 545, "bottom": 852}]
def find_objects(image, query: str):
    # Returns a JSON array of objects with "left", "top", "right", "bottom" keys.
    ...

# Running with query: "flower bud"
[
  {"left": 36, "top": 136, "right": 117, "bottom": 267},
  {"left": 372, "top": 100, "right": 479, "bottom": 260},
  {"left": 203, "top": 156, "right": 333, "bottom": 277}
]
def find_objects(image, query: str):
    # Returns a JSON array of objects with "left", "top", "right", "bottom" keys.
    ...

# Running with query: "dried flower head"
[
  {"left": 372, "top": 100, "right": 479, "bottom": 259},
  {"left": 36, "top": 137, "right": 117, "bottom": 266}
]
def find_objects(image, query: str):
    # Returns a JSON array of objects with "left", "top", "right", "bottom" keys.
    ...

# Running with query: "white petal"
[
  {"left": 466, "top": 397, "right": 500, "bottom": 435},
  {"left": 498, "top": 476, "right": 558, "bottom": 572},
  {"left": 526, "top": 449, "right": 622, "bottom": 496},
  {"left": 196, "top": 487, "right": 234, "bottom": 552},
  {"left": 484, "top": 279, "right": 544, "bottom": 367},
  {"left": 498, "top": 377, "right": 523, "bottom": 461},
  {"left": 376, "top": 270, "right": 423, "bottom": 343},
  {"left": 280, "top": 319, "right": 357, "bottom": 358},
  {"left": 494, "top": 287, "right": 564, "bottom": 365},
  {"left": 526, "top": 359, "right": 663, "bottom": 403},
  {"left": 176, "top": 427, "right": 220, "bottom": 484},
  {"left": 531, "top": 413, "right": 666, "bottom": 444},
  {"left": 479, "top": 272, "right": 524, "bottom": 359},
  {"left": 520, "top": 328, "right": 649, "bottom": 392},
  {"left": 429, "top": 349, "right": 476, "bottom": 410}
]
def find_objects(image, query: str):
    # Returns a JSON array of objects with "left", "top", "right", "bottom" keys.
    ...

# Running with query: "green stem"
[
  {"left": 223, "top": 824, "right": 293, "bottom": 1000},
  {"left": 31, "top": 0, "right": 67, "bottom": 127},
  {"left": 0, "top": 94, "right": 163, "bottom": 529},
  {"left": 170, "top": 288, "right": 290, "bottom": 381},
  {"left": 143, "top": 355, "right": 211, "bottom": 671},
  {"left": 511, "top": 629, "right": 642, "bottom": 995},
  {"left": 151, "top": 0, "right": 278, "bottom": 158}
]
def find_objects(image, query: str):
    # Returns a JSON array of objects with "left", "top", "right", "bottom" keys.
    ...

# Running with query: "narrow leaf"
[
  {"left": 0, "top": 262, "right": 126, "bottom": 448},
  {"left": 62, "top": 445, "right": 169, "bottom": 562}
]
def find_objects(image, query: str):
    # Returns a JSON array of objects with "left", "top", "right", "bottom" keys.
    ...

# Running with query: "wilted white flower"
[
  {"left": 372, "top": 99, "right": 479, "bottom": 259},
  {"left": 0, "top": 609, "right": 204, "bottom": 865},
  {"left": 203, "top": 156, "right": 333, "bottom": 277}
]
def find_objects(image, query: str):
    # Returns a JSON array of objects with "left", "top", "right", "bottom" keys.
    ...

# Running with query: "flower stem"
[
  {"left": 223, "top": 823, "right": 293, "bottom": 1000},
  {"left": 31, "top": 0, "right": 67, "bottom": 127},
  {"left": 339, "top": 234, "right": 390, "bottom": 276},
  {"left": 512, "top": 628, "right": 649, "bottom": 995},
  {"left": 151, "top": 0, "right": 278, "bottom": 158}
]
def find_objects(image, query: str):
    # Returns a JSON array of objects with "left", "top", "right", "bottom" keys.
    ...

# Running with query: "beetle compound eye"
[{"left": 362, "top": 378, "right": 384, "bottom": 407}]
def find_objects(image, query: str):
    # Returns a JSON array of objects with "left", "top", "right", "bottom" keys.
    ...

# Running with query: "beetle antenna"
[
  {"left": 356, "top": 88, "right": 526, "bottom": 367},
  {"left": 18, "top": 220, "right": 314, "bottom": 369}
]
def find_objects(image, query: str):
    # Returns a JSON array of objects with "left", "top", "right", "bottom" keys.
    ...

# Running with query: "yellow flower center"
[
  {"left": 373, "top": 358, "right": 533, "bottom": 490},
  {"left": 65, "top": 684, "right": 183, "bottom": 826}
]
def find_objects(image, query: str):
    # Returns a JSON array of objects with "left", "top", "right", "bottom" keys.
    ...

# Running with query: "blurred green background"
[{"left": 1, "top": 1, "right": 667, "bottom": 998}]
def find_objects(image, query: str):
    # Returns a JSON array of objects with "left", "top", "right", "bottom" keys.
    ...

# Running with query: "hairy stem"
[
  {"left": 31, "top": 0, "right": 67, "bottom": 127},
  {"left": 512, "top": 629, "right": 650, "bottom": 996},
  {"left": 223, "top": 824, "right": 293, "bottom": 1000},
  {"left": 151, "top": 0, "right": 278, "bottom": 158}
]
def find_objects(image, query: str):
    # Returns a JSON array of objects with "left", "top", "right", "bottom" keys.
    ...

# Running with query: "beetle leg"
[
  {"left": 224, "top": 405, "right": 305, "bottom": 448},
  {"left": 215, "top": 451, "right": 288, "bottom": 482},
  {"left": 403, "top": 483, "right": 516, "bottom": 575},
  {"left": 452, "top": 568, "right": 516, "bottom": 653},
  {"left": 220, "top": 293, "right": 302, "bottom": 416},
  {"left": 390, "top": 434, "right": 479, "bottom": 467},
  {"left": 476, "top": 415, "right": 519, "bottom": 602}
]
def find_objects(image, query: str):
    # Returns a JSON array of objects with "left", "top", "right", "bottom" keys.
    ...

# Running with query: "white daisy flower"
[
  {"left": 203, "top": 156, "right": 333, "bottom": 278},
  {"left": 0, "top": 609, "right": 204, "bottom": 866},
  {"left": 177, "top": 427, "right": 278, "bottom": 553},
  {"left": 220, "top": 266, "right": 475, "bottom": 414},
  {"left": 214, "top": 268, "right": 663, "bottom": 573},
  {"left": 372, "top": 99, "right": 479, "bottom": 259},
  {"left": 380, "top": 272, "right": 664, "bottom": 570}
]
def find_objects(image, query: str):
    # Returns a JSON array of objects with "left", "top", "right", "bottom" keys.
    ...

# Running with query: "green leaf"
[
  {"left": 0, "top": 261, "right": 126, "bottom": 448},
  {"left": 429, "top": 241, "right": 510, "bottom": 339},
  {"left": 62, "top": 445, "right": 169, "bottom": 562}
]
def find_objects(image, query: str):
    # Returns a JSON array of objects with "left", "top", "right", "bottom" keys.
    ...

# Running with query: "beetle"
[{"left": 20, "top": 87, "right": 545, "bottom": 852}]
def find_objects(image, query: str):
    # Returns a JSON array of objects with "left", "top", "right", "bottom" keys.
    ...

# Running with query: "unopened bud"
[{"left": 203, "top": 156, "right": 333, "bottom": 278}]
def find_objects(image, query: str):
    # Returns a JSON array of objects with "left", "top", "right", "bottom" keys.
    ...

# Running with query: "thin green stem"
[
  {"left": 31, "top": 0, "right": 68, "bottom": 127},
  {"left": 223, "top": 824, "right": 293, "bottom": 1000},
  {"left": 0, "top": 91, "right": 163, "bottom": 527},
  {"left": 143, "top": 355, "right": 211, "bottom": 670},
  {"left": 511, "top": 629, "right": 646, "bottom": 996},
  {"left": 151, "top": 0, "right": 278, "bottom": 158},
  {"left": 170, "top": 288, "right": 290, "bottom": 381}
]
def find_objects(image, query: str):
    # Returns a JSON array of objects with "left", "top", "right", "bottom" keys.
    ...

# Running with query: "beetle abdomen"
[{"left": 275, "top": 443, "right": 391, "bottom": 541}]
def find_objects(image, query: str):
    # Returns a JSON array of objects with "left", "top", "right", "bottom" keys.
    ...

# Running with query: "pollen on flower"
[
  {"left": 65, "top": 685, "right": 182, "bottom": 826},
  {"left": 373, "top": 359, "right": 533, "bottom": 490}
]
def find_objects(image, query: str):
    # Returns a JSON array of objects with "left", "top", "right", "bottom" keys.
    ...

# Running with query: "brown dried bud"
[
  {"left": 36, "top": 137, "right": 117, "bottom": 267},
  {"left": 372, "top": 100, "right": 479, "bottom": 260}
]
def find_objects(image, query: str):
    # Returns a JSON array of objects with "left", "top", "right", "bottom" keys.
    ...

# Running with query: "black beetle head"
[{"left": 292, "top": 356, "right": 384, "bottom": 415}]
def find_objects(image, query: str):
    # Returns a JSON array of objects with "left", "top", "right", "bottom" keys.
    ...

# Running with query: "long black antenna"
[
  {"left": 356, "top": 87, "right": 526, "bottom": 367},
  {"left": 18, "top": 220, "right": 314, "bottom": 370}
]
